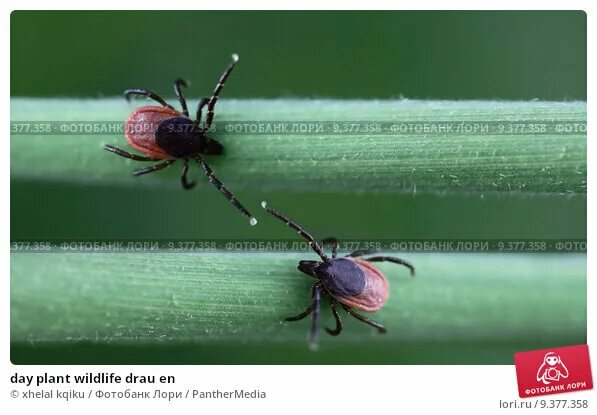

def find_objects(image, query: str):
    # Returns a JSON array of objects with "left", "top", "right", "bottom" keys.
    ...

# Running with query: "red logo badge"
[{"left": 514, "top": 344, "right": 593, "bottom": 398}]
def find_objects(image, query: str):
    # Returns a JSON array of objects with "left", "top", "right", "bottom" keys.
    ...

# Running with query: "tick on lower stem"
[
  {"left": 261, "top": 201, "right": 415, "bottom": 348},
  {"left": 104, "top": 54, "right": 256, "bottom": 226}
]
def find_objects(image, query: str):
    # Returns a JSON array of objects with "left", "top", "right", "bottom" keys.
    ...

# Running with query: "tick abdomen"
[
  {"left": 125, "top": 106, "right": 181, "bottom": 159},
  {"left": 323, "top": 258, "right": 390, "bottom": 312}
]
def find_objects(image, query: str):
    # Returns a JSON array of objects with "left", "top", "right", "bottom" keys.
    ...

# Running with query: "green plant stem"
[
  {"left": 11, "top": 98, "right": 586, "bottom": 194},
  {"left": 11, "top": 252, "right": 586, "bottom": 364}
]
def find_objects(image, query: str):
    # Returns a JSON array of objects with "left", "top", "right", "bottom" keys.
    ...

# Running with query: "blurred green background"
[
  {"left": 11, "top": 11, "right": 586, "bottom": 100},
  {"left": 10, "top": 11, "right": 586, "bottom": 364}
]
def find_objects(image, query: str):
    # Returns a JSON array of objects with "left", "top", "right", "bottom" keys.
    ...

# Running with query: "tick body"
[
  {"left": 105, "top": 54, "right": 257, "bottom": 225},
  {"left": 262, "top": 201, "right": 415, "bottom": 347},
  {"left": 307, "top": 257, "right": 389, "bottom": 311}
]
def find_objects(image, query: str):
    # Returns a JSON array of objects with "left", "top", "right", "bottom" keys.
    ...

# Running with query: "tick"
[
  {"left": 104, "top": 54, "right": 256, "bottom": 225},
  {"left": 261, "top": 201, "right": 415, "bottom": 347}
]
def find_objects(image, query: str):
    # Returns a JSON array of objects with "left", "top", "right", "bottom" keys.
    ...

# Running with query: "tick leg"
[
  {"left": 325, "top": 300, "right": 342, "bottom": 336},
  {"left": 261, "top": 202, "right": 328, "bottom": 261},
  {"left": 284, "top": 304, "right": 313, "bottom": 322},
  {"left": 196, "top": 157, "right": 257, "bottom": 226},
  {"left": 346, "top": 248, "right": 380, "bottom": 258},
  {"left": 365, "top": 256, "right": 415, "bottom": 276},
  {"left": 132, "top": 159, "right": 175, "bottom": 176},
  {"left": 195, "top": 97, "right": 209, "bottom": 126},
  {"left": 322, "top": 238, "right": 339, "bottom": 258},
  {"left": 204, "top": 54, "right": 239, "bottom": 130},
  {"left": 104, "top": 145, "right": 162, "bottom": 161},
  {"left": 341, "top": 304, "right": 386, "bottom": 334},
  {"left": 124, "top": 88, "right": 175, "bottom": 110},
  {"left": 173, "top": 79, "right": 189, "bottom": 116},
  {"left": 309, "top": 283, "right": 322, "bottom": 347},
  {"left": 181, "top": 159, "right": 196, "bottom": 189}
]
